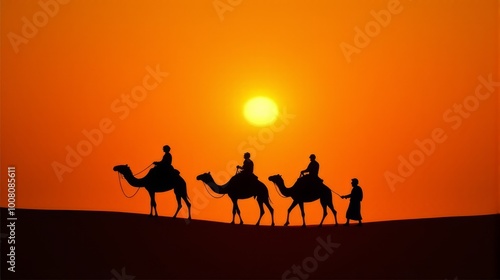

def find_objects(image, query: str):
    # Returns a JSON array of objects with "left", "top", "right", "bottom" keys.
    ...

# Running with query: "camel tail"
[{"left": 268, "top": 196, "right": 273, "bottom": 205}]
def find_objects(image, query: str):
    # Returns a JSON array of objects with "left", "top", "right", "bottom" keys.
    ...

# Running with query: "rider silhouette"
[
  {"left": 237, "top": 152, "right": 254, "bottom": 175},
  {"left": 301, "top": 154, "right": 319, "bottom": 177},
  {"left": 151, "top": 145, "right": 175, "bottom": 178},
  {"left": 154, "top": 145, "right": 173, "bottom": 168}
]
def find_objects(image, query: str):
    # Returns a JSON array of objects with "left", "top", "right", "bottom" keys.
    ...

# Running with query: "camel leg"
[
  {"left": 319, "top": 203, "right": 328, "bottom": 227},
  {"left": 328, "top": 202, "right": 338, "bottom": 226},
  {"left": 230, "top": 201, "right": 236, "bottom": 224},
  {"left": 285, "top": 201, "right": 298, "bottom": 226},
  {"left": 172, "top": 195, "right": 182, "bottom": 219},
  {"left": 235, "top": 201, "right": 243, "bottom": 225},
  {"left": 264, "top": 199, "right": 274, "bottom": 226},
  {"left": 146, "top": 190, "right": 152, "bottom": 217},
  {"left": 182, "top": 195, "right": 192, "bottom": 220},
  {"left": 149, "top": 191, "right": 158, "bottom": 217},
  {"left": 299, "top": 203, "right": 306, "bottom": 227},
  {"left": 230, "top": 198, "right": 244, "bottom": 224},
  {"left": 174, "top": 178, "right": 191, "bottom": 220},
  {"left": 256, "top": 201, "right": 265, "bottom": 226}
]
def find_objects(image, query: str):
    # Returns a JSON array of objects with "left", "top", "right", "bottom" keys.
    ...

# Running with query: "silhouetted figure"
[
  {"left": 269, "top": 174, "right": 338, "bottom": 227},
  {"left": 237, "top": 152, "right": 254, "bottom": 175},
  {"left": 341, "top": 178, "right": 363, "bottom": 226},
  {"left": 154, "top": 145, "right": 173, "bottom": 168},
  {"left": 152, "top": 145, "right": 176, "bottom": 178},
  {"left": 300, "top": 154, "right": 323, "bottom": 186},
  {"left": 301, "top": 154, "right": 319, "bottom": 177},
  {"left": 235, "top": 152, "right": 258, "bottom": 185}
]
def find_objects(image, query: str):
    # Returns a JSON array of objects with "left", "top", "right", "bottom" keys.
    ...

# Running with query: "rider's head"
[
  {"left": 163, "top": 145, "right": 171, "bottom": 153},
  {"left": 244, "top": 152, "right": 251, "bottom": 159},
  {"left": 351, "top": 178, "right": 359, "bottom": 186},
  {"left": 309, "top": 154, "right": 316, "bottom": 160}
]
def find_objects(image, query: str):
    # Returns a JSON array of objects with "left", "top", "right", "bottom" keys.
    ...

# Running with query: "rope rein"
[
  {"left": 202, "top": 182, "right": 225, "bottom": 199},
  {"left": 273, "top": 183, "right": 288, "bottom": 198},
  {"left": 118, "top": 172, "right": 141, "bottom": 198},
  {"left": 116, "top": 163, "right": 154, "bottom": 199},
  {"left": 133, "top": 163, "right": 154, "bottom": 176}
]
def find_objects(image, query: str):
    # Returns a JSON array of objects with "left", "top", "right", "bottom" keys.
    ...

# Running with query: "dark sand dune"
[{"left": 1, "top": 208, "right": 498, "bottom": 279}]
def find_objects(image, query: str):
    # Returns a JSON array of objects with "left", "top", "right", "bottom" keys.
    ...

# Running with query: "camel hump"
[
  {"left": 297, "top": 175, "right": 323, "bottom": 184},
  {"left": 295, "top": 176, "right": 324, "bottom": 190},
  {"left": 229, "top": 173, "right": 258, "bottom": 185},
  {"left": 146, "top": 165, "right": 181, "bottom": 183}
]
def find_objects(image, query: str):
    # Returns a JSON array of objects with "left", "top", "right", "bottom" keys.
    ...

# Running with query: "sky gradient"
[{"left": 1, "top": 0, "right": 499, "bottom": 225}]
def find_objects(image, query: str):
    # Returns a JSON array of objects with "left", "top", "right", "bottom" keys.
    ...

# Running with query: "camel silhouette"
[
  {"left": 113, "top": 164, "right": 191, "bottom": 219},
  {"left": 196, "top": 172, "right": 274, "bottom": 226},
  {"left": 268, "top": 174, "right": 338, "bottom": 227}
]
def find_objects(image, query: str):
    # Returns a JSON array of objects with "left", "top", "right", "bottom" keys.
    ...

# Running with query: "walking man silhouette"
[{"left": 341, "top": 178, "right": 363, "bottom": 226}]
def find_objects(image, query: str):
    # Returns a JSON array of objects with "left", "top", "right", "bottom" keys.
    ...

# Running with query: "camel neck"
[
  {"left": 122, "top": 169, "right": 145, "bottom": 187},
  {"left": 276, "top": 180, "right": 291, "bottom": 197},
  {"left": 206, "top": 179, "right": 228, "bottom": 194}
]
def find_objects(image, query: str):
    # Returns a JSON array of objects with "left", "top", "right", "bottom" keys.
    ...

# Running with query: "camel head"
[
  {"left": 196, "top": 172, "right": 213, "bottom": 183},
  {"left": 268, "top": 174, "right": 284, "bottom": 185},
  {"left": 113, "top": 164, "right": 130, "bottom": 174}
]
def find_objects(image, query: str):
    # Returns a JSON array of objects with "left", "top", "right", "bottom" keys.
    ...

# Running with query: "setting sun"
[{"left": 243, "top": 96, "right": 279, "bottom": 127}]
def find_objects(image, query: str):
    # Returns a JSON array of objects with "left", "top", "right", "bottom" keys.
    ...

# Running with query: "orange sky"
[{"left": 1, "top": 0, "right": 498, "bottom": 226}]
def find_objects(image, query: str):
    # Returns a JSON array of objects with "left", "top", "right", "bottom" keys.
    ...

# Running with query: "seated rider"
[
  {"left": 236, "top": 152, "right": 255, "bottom": 178},
  {"left": 300, "top": 154, "right": 322, "bottom": 183},
  {"left": 153, "top": 145, "right": 175, "bottom": 176}
]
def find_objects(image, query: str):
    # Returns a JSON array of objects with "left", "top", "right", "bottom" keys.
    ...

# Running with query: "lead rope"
[{"left": 330, "top": 188, "right": 343, "bottom": 198}]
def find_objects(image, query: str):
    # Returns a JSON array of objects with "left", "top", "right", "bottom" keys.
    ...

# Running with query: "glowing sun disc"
[{"left": 244, "top": 96, "right": 279, "bottom": 127}]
